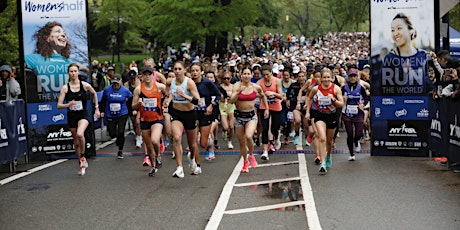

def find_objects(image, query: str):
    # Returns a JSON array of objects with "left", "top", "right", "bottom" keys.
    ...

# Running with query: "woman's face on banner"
[
  {"left": 47, "top": 25, "right": 67, "bottom": 50},
  {"left": 391, "top": 18, "right": 411, "bottom": 48}
]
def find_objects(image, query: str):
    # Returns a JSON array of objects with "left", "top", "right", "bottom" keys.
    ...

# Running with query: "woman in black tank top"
[{"left": 57, "top": 63, "right": 100, "bottom": 176}]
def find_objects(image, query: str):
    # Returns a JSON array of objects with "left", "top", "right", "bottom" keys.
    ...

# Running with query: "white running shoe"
[
  {"left": 348, "top": 155, "right": 356, "bottom": 161},
  {"left": 274, "top": 139, "right": 281, "bottom": 150},
  {"left": 355, "top": 142, "right": 361, "bottom": 153},
  {"left": 187, "top": 152, "right": 197, "bottom": 171},
  {"left": 191, "top": 166, "right": 202, "bottom": 175},
  {"left": 261, "top": 151, "right": 269, "bottom": 161},
  {"left": 228, "top": 141, "right": 234, "bottom": 149},
  {"left": 136, "top": 135, "right": 142, "bottom": 148},
  {"left": 172, "top": 166, "right": 184, "bottom": 178}
]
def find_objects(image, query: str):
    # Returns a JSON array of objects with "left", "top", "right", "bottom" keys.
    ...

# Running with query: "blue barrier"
[
  {"left": 429, "top": 97, "right": 460, "bottom": 163},
  {"left": 0, "top": 100, "right": 27, "bottom": 164}
]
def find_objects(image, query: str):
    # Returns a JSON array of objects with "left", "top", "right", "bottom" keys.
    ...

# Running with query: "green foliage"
[
  {"left": 0, "top": 0, "right": 19, "bottom": 65},
  {"left": 451, "top": 4, "right": 460, "bottom": 32}
]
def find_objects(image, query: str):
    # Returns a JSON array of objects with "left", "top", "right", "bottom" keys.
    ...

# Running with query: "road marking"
[
  {"left": 257, "top": 160, "right": 299, "bottom": 167},
  {"left": 205, "top": 157, "right": 244, "bottom": 230},
  {"left": 298, "top": 153, "right": 322, "bottom": 230},
  {"left": 234, "top": 176, "right": 301, "bottom": 187},
  {"left": 0, "top": 159, "right": 67, "bottom": 186},
  {"left": 224, "top": 201, "right": 305, "bottom": 214}
]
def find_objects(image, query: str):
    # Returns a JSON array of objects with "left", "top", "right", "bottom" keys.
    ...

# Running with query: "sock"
[
  {"left": 214, "top": 139, "right": 218, "bottom": 145},
  {"left": 197, "top": 164, "right": 201, "bottom": 167}
]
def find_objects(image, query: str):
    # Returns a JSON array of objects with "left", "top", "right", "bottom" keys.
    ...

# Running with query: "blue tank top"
[{"left": 171, "top": 77, "right": 192, "bottom": 104}]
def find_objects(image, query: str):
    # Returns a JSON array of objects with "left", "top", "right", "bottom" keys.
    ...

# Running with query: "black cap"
[
  {"left": 128, "top": 70, "right": 137, "bottom": 79},
  {"left": 314, "top": 65, "right": 323, "bottom": 73},
  {"left": 142, "top": 66, "right": 153, "bottom": 74}
]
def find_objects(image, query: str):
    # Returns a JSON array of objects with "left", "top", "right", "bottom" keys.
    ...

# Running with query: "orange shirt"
[
  {"left": 259, "top": 77, "right": 282, "bottom": 111},
  {"left": 139, "top": 82, "right": 163, "bottom": 122}
]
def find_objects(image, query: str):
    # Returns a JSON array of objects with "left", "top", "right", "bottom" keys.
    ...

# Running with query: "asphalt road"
[{"left": 1, "top": 129, "right": 459, "bottom": 230}]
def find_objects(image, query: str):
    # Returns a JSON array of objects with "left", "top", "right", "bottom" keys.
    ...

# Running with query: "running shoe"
[
  {"left": 325, "top": 156, "right": 332, "bottom": 168},
  {"left": 143, "top": 156, "right": 151, "bottom": 167},
  {"left": 191, "top": 166, "right": 202, "bottom": 175},
  {"left": 156, "top": 156, "right": 162, "bottom": 169},
  {"left": 314, "top": 156, "right": 321, "bottom": 165},
  {"left": 148, "top": 166, "right": 158, "bottom": 176},
  {"left": 249, "top": 155, "right": 258, "bottom": 168},
  {"left": 172, "top": 166, "right": 184, "bottom": 178},
  {"left": 228, "top": 141, "right": 234, "bottom": 149},
  {"left": 187, "top": 152, "right": 197, "bottom": 171},
  {"left": 80, "top": 157, "right": 88, "bottom": 168},
  {"left": 319, "top": 163, "right": 327, "bottom": 175},
  {"left": 135, "top": 136, "right": 142, "bottom": 149},
  {"left": 160, "top": 139, "right": 165, "bottom": 153},
  {"left": 284, "top": 138, "right": 289, "bottom": 145},
  {"left": 289, "top": 131, "right": 296, "bottom": 137},
  {"left": 355, "top": 142, "right": 361, "bottom": 153},
  {"left": 206, "top": 150, "right": 215, "bottom": 161},
  {"left": 242, "top": 160, "right": 249, "bottom": 173},
  {"left": 268, "top": 143, "right": 275, "bottom": 154},
  {"left": 261, "top": 151, "right": 269, "bottom": 161},
  {"left": 117, "top": 151, "right": 124, "bottom": 159},
  {"left": 214, "top": 140, "right": 220, "bottom": 150},
  {"left": 294, "top": 136, "right": 300, "bottom": 145},
  {"left": 275, "top": 139, "right": 281, "bottom": 150},
  {"left": 171, "top": 151, "right": 176, "bottom": 159},
  {"left": 78, "top": 167, "right": 85, "bottom": 176},
  {"left": 164, "top": 138, "right": 169, "bottom": 148},
  {"left": 306, "top": 134, "right": 313, "bottom": 146},
  {"left": 453, "top": 166, "right": 460, "bottom": 173},
  {"left": 348, "top": 155, "right": 356, "bottom": 161},
  {"left": 254, "top": 137, "right": 260, "bottom": 147}
]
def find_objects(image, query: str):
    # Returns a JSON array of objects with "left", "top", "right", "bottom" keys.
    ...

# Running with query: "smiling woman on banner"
[
  {"left": 25, "top": 21, "right": 73, "bottom": 98},
  {"left": 381, "top": 13, "right": 429, "bottom": 95}
]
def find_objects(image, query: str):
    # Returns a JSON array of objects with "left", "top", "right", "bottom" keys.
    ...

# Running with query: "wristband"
[{"left": 191, "top": 97, "right": 199, "bottom": 105}]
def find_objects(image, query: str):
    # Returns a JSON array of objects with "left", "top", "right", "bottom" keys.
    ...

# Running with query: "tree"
[
  {"left": 325, "top": 0, "right": 369, "bottom": 32},
  {"left": 0, "top": 0, "right": 19, "bottom": 65},
  {"left": 94, "top": 0, "right": 148, "bottom": 62}
]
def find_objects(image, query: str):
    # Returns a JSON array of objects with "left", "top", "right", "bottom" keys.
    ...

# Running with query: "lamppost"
[{"left": 111, "top": 35, "right": 117, "bottom": 65}]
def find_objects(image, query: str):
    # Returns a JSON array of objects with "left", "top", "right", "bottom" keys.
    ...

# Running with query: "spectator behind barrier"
[{"left": 0, "top": 65, "right": 21, "bottom": 101}]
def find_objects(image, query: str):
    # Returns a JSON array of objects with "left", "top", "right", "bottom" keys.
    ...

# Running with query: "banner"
[
  {"left": 19, "top": 0, "right": 94, "bottom": 156},
  {"left": 370, "top": 0, "right": 436, "bottom": 156},
  {"left": 0, "top": 100, "right": 28, "bottom": 164}
]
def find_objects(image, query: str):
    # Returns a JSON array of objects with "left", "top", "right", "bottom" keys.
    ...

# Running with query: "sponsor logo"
[
  {"left": 38, "top": 104, "right": 52, "bottom": 111},
  {"left": 417, "top": 108, "right": 429, "bottom": 118},
  {"left": 24, "top": 1, "right": 85, "bottom": 13},
  {"left": 395, "top": 109, "right": 407, "bottom": 117},
  {"left": 375, "top": 107, "right": 381, "bottom": 118},
  {"left": 0, "top": 119, "right": 8, "bottom": 140},
  {"left": 17, "top": 117, "right": 27, "bottom": 141},
  {"left": 31, "top": 114, "right": 38, "bottom": 124},
  {"left": 389, "top": 123, "right": 417, "bottom": 137},
  {"left": 47, "top": 128, "right": 72, "bottom": 139},
  {"left": 404, "top": 99, "right": 424, "bottom": 104},
  {"left": 382, "top": 98, "right": 395, "bottom": 105},
  {"left": 52, "top": 113, "right": 65, "bottom": 122},
  {"left": 450, "top": 115, "right": 460, "bottom": 139}
]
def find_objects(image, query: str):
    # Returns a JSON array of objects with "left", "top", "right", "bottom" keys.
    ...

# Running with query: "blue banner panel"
[
  {"left": 0, "top": 100, "right": 28, "bottom": 164},
  {"left": 27, "top": 102, "right": 67, "bottom": 127},
  {"left": 371, "top": 120, "right": 429, "bottom": 157},
  {"left": 447, "top": 99, "right": 460, "bottom": 163},
  {"left": 372, "top": 96, "right": 429, "bottom": 120},
  {"left": 428, "top": 98, "right": 449, "bottom": 157}
]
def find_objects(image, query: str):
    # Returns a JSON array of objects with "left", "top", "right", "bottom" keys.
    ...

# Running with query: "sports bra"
[{"left": 238, "top": 90, "right": 257, "bottom": 101}]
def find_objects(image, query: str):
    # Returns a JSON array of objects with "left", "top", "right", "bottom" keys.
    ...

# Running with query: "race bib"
[
  {"left": 287, "top": 111, "right": 294, "bottom": 121},
  {"left": 318, "top": 96, "right": 331, "bottom": 106},
  {"left": 254, "top": 97, "right": 260, "bottom": 106},
  {"left": 69, "top": 101, "right": 83, "bottom": 111},
  {"left": 144, "top": 98, "right": 158, "bottom": 111},
  {"left": 109, "top": 103, "right": 121, "bottom": 112},
  {"left": 346, "top": 105, "right": 359, "bottom": 115},
  {"left": 200, "top": 97, "right": 206, "bottom": 109},
  {"left": 267, "top": 97, "right": 276, "bottom": 104}
]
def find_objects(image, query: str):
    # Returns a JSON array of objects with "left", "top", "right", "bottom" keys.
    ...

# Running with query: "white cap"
[
  {"left": 278, "top": 64, "right": 284, "bottom": 70},
  {"left": 293, "top": 66, "right": 300, "bottom": 74},
  {"left": 229, "top": 60, "right": 236, "bottom": 67}
]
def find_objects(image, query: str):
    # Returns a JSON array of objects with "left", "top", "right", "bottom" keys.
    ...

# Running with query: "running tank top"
[
  {"left": 65, "top": 81, "right": 87, "bottom": 113},
  {"left": 259, "top": 77, "right": 282, "bottom": 111},
  {"left": 139, "top": 82, "right": 163, "bottom": 122},
  {"left": 314, "top": 83, "right": 337, "bottom": 113},
  {"left": 171, "top": 77, "right": 192, "bottom": 104}
]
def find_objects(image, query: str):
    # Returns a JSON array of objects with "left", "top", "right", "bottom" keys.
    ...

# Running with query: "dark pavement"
[{"left": 1, "top": 127, "right": 459, "bottom": 230}]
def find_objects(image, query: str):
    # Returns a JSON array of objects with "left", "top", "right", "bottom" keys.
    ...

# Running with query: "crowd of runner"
[{"left": 66, "top": 32, "right": 373, "bottom": 177}]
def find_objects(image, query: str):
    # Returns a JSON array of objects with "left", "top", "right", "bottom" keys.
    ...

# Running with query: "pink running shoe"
[
  {"left": 143, "top": 156, "right": 151, "bottom": 167},
  {"left": 249, "top": 155, "right": 258, "bottom": 168},
  {"left": 242, "top": 160, "right": 249, "bottom": 173},
  {"left": 160, "top": 139, "right": 165, "bottom": 153}
]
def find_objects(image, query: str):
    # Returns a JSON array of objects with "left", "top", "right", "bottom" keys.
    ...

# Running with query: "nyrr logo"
[
  {"left": 0, "top": 119, "right": 7, "bottom": 140},
  {"left": 449, "top": 115, "right": 460, "bottom": 139},
  {"left": 17, "top": 117, "right": 27, "bottom": 141},
  {"left": 389, "top": 123, "right": 417, "bottom": 137},
  {"left": 47, "top": 128, "right": 72, "bottom": 139}
]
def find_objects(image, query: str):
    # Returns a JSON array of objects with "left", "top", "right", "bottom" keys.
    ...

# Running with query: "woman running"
[
  {"left": 219, "top": 71, "right": 235, "bottom": 149},
  {"left": 57, "top": 63, "right": 100, "bottom": 176},
  {"left": 305, "top": 68, "right": 344, "bottom": 174},
  {"left": 229, "top": 67, "right": 269, "bottom": 172}
]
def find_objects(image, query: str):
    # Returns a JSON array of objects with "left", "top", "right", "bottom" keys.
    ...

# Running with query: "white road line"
[
  {"left": 234, "top": 176, "right": 301, "bottom": 187},
  {"left": 257, "top": 160, "right": 299, "bottom": 167},
  {"left": 298, "top": 153, "right": 322, "bottom": 230},
  {"left": 205, "top": 157, "right": 244, "bottom": 230},
  {"left": 224, "top": 201, "right": 305, "bottom": 214},
  {"left": 0, "top": 159, "right": 67, "bottom": 186}
]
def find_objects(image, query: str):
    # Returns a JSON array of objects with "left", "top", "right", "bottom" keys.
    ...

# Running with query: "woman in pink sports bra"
[{"left": 229, "top": 67, "right": 269, "bottom": 173}]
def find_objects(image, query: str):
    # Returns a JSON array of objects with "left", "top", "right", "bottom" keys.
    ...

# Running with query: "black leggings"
[
  {"left": 343, "top": 119, "right": 364, "bottom": 156},
  {"left": 260, "top": 110, "right": 281, "bottom": 144},
  {"left": 107, "top": 114, "right": 129, "bottom": 150}
]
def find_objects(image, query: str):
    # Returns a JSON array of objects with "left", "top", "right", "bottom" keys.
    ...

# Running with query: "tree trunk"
[
  {"left": 205, "top": 35, "right": 216, "bottom": 58},
  {"left": 216, "top": 31, "right": 228, "bottom": 61}
]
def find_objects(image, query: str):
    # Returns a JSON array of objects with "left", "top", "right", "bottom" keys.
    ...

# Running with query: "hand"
[
  {"left": 100, "top": 112, "right": 105, "bottom": 118},
  {"left": 68, "top": 100, "right": 76, "bottom": 108},
  {"left": 223, "top": 104, "right": 227, "bottom": 111},
  {"left": 0, "top": 79, "right": 2, "bottom": 87},
  {"left": 264, "top": 109, "right": 269, "bottom": 119},
  {"left": 305, "top": 112, "right": 310, "bottom": 120},
  {"left": 95, "top": 110, "right": 101, "bottom": 119},
  {"left": 132, "top": 110, "right": 138, "bottom": 116},
  {"left": 137, "top": 98, "right": 143, "bottom": 107},
  {"left": 206, "top": 104, "right": 213, "bottom": 116},
  {"left": 176, "top": 88, "right": 185, "bottom": 97}
]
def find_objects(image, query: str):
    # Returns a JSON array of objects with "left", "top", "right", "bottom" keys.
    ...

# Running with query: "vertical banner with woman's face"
[
  {"left": 20, "top": 0, "right": 93, "bottom": 156},
  {"left": 370, "top": 0, "right": 435, "bottom": 156}
]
